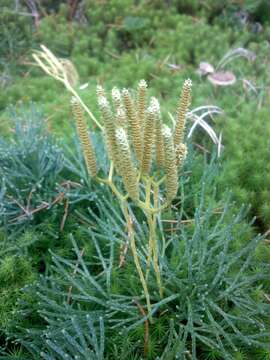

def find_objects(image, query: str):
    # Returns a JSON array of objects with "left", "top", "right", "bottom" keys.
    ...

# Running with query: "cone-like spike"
[
  {"left": 147, "top": 97, "right": 164, "bottom": 169},
  {"left": 115, "top": 128, "right": 139, "bottom": 201},
  {"left": 155, "top": 117, "right": 164, "bottom": 169},
  {"left": 150, "top": 96, "right": 160, "bottom": 111},
  {"left": 176, "top": 143, "right": 187, "bottom": 167},
  {"left": 122, "top": 88, "right": 143, "bottom": 163},
  {"left": 98, "top": 96, "right": 117, "bottom": 163},
  {"left": 174, "top": 79, "right": 192, "bottom": 148},
  {"left": 137, "top": 79, "right": 147, "bottom": 128},
  {"left": 116, "top": 107, "right": 127, "bottom": 127},
  {"left": 112, "top": 87, "right": 122, "bottom": 110},
  {"left": 162, "top": 125, "right": 178, "bottom": 202},
  {"left": 141, "top": 99, "right": 158, "bottom": 174},
  {"left": 112, "top": 88, "right": 127, "bottom": 127},
  {"left": 71, "top": 97, "right": 97, "bottom": 177}
]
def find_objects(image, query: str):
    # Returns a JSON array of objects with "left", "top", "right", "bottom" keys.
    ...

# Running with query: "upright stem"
[
  {"left": 152, "top": 182, "right": 163, "bottom": 298},
  {"left": 145, "top": 178, "right": 163, "bottom": 298},
  {"left": 97, "top": 158, "right": 166, "bottom": 317},
  {"left": 145, "top": 178, "right": 154, "bottom": 280},
  {"left": 108, "top": 161, "right": 114, "bottom": 181},
  {"left": 146, "top": 211, "right": 163, "bottom": 298},
  {"left": 122, "top": 202, "right": 153, "bottom": 323}
]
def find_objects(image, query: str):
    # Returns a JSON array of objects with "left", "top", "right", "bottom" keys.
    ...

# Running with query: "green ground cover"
[{"left": 1, "top": 1, "right": 270, "bottom": 358}]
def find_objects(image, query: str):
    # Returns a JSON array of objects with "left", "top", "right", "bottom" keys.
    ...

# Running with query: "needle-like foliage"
[
  {"left": 0, "top": 105, "right": 63, "bottom": 228},
  {"left": 8, "top": 155, "right": 270, "bottom": 359},
  {"left": 39, "top": 315, "right": 105, "bottom": 360}
]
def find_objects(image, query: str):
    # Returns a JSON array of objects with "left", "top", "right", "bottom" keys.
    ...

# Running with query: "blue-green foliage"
[
  {"left": 39, "top": 315, "right": 105, "bottom": 360},
  {"left": 1, "top": 2, "right": 270, "bottom": 358},
  {"left": 9, "top": 164, "right": 270, "bottom": 359},
  {"left": 0, "top": 109, "right": 99, "bottom": 339},
  {"left": 0, "top": 105, "right": 63, "bottom": 227}
]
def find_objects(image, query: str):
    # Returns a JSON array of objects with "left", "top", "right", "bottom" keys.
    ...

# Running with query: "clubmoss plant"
[
  {"left": 73, "top": 81, "right": 190, "bottom": 320},
  {"left": 33, "top": 46, "right": 191, "bottom": 321},
  {"left": 11, "top": 183, "right": 270, "bottom": 359}
]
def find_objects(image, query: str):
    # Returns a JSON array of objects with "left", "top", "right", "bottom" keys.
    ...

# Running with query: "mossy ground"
[{"left": 1, "top": 1, "right": 270, "bottom": 358}]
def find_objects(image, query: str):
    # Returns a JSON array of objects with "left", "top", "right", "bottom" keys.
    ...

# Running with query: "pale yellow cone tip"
[
  {"left": 162, "top": 124, "right": 172, "bottom": 138},
  {"left": 184, "top": 79, "right": 192, "bottom": 88},
  {"left": 122, "top": 88, "right": 129, "bottom": 96},
  {"left": 146, "top": 105, "right": 154, "bottom": 116},
  {"left": 149, "top": 97, "right": 160, "bottom": 112},
  {"left": 138, "top": 79, "right": 147, "bottom": 88},
  {"left": 98, "top": 96, "right": 109, "bottom": 108},
  {"left": 112, "top": 87, "right": 121, "bottom": 101}
]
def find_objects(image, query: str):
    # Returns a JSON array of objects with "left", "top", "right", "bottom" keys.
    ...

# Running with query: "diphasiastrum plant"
[{"left": 33, "top": 45, "right": 191, "bottom": 320}]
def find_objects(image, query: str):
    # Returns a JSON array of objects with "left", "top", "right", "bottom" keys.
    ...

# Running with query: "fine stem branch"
[{"left": 122, "top": 202, "right": 153, "bottom": 323}]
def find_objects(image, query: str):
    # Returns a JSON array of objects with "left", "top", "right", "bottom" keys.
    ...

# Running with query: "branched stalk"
[
  {"left": 122, "top": 202, "right": 153, "bottom": 323},
  {"left": 99, "top": 165, "right": 164, "bottom": 304},
  {"left": 33, "top": 45, "right": 103, "bottom": 130},
  {"left": 145, "top": 179, "right": 163, "bottom": 298},
  {"left": 97, "top": 162, "right": 154, "bottom": 318},
  {"left": 97, "top": 168, "right": 127, "bottom": 202},
  {"left": 33, "top": 59, "right": 191, "bottom": 319}
]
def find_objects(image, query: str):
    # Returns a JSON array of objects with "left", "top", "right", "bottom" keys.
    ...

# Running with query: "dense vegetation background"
[{"left": 1, "top": 1, "right": 270, "bottom": 359}]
